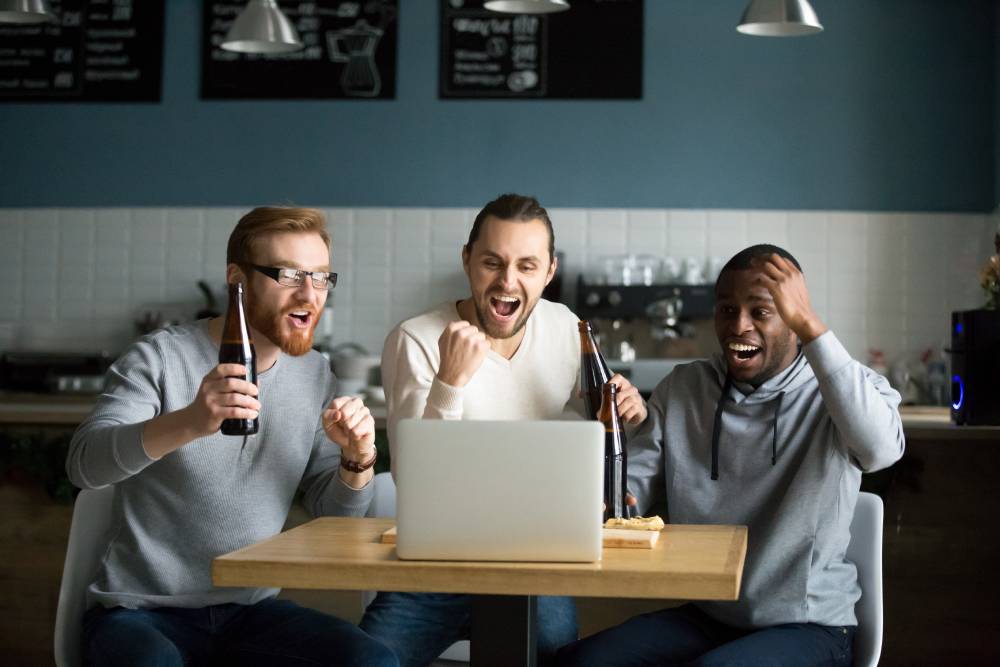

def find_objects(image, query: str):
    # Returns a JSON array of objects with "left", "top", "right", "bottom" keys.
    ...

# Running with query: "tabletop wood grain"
[{"left": 212, "top": 517, "right": 747, "bottom": 601}]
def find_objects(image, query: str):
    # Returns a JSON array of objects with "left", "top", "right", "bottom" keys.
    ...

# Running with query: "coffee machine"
[
  {"left": 950, "top": 309, "right": 1000, "bottom": 425},
  {"left": 574, "top": 275, "right": 717, "bottom": 362}
]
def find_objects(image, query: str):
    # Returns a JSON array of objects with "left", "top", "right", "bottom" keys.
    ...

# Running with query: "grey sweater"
[
  {"left": 628, "top": 331, "right": 904, "bottom": 629},
  {"left": 66, "top": 320, "right": 373, "bottom": 610}
]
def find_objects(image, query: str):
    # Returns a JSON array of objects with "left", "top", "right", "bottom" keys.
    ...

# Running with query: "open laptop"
[{"left": 394, "top": 419, "right": 604, "bottom": 563}]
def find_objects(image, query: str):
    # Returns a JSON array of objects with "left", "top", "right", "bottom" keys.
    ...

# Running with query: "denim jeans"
[
  {"left": 83, "top": 598, "right": 398, "bottom": 667},
  {"left": 360, "top": 592, "right": 578, "bottom": 667},
  {"left": 556, "top": 603, "right": 855, "bottom": 667}
]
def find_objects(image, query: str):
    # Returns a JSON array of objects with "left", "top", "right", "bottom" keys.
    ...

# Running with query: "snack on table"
[{"left": 604, "top": 515, "right": 665, "bottom": 531}]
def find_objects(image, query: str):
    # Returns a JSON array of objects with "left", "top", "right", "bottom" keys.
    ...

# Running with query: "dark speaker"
[{"left": 950, "top": 310, "right": 1000, "bottom": 425}]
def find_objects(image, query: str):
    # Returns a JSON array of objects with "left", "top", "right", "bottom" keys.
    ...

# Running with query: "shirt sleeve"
[
  {"left": 65, "top": 337, "right": 161, "bottom": 489},
  {"left": 299, "top": 402, "right": 374, "bottom": 518},
  {"left": 381, "top": 326, "right": 464, "bottom": 479},
  {"left": 803, "top": 330, "right": 906, "bottom": 472},
  {"left": 625, "top": 378, "right": 669, "bottom": 517}
]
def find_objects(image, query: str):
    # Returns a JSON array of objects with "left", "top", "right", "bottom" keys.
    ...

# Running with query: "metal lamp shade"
[
  {"left": 221, "top": 0, "right": 303, "bottom": 54},
  {"left": 0, "top": 0, "right": 56, "bottom": 23},
  {"left": 737, "top": 0, "right": 823, "bottom": 37},
  {"left": 484, "top": 0, "right": 570, "bottom": 14}
]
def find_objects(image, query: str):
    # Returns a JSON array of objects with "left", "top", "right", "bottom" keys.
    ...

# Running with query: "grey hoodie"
[{"left": 627, "top": 331, "right": 904, "bottom": 629}]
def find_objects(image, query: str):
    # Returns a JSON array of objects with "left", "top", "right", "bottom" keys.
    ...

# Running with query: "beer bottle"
[
  {"left": 219, "top": 282, "right": 258, "bottom": 436},
  {"left": 599, "top": 381, "right": 627, "bottom": 521},
  {"left": 578, "top": 320, "right": 611, "bottom": 420}
]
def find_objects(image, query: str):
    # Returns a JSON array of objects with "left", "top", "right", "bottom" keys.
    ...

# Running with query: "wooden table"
[{"left": 213, "top": 517, "right": 748, "bottom": 666}]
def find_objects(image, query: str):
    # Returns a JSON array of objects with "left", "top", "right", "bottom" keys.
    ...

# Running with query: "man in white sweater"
[{"left": 360, "top": 194, "right": 646, "bottom": 667}]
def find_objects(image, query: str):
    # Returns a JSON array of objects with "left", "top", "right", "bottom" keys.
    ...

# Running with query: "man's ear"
[
  {"left": 461, "top": 245, "right": 471, "bottom": 277},
  {"left": 544, "top": 253, "right": 558, "bottom": 286},
  {"left": 226, "top": 263, "right": 246, "bottom": 285}
]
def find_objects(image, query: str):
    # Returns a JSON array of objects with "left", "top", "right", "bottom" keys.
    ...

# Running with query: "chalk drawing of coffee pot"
[{"left": 326, "top": 19, "right": 383, "bottom": 97}]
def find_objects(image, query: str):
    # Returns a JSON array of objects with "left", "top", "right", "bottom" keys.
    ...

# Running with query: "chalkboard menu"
[
  {"left": 440, "top": 0, "right": 642, "bottom": 99},
  {"left": 0, "top": 0, "right": 164, "bottom": 102},
  {"left": 202, "top": 1, "right": 397, "bottom": 100}
]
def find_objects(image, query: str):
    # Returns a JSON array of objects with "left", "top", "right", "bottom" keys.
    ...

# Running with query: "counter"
[
  {"left": 0, "top": 391, "right": 388, "bottom": 430},
  {"left": 0, "top": 392, "right": 991, "bottom": 439}
]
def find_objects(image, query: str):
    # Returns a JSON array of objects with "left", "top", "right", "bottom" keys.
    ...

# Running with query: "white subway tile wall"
[{"left": 0, "top": 207, "right": 993, "bottom": 366}]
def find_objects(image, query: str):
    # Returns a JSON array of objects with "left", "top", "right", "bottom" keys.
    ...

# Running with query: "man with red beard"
[
  {"left": 66, "top": 207, "right": 397, "bottom": 667},
  {"left": 360, "top": 194, "right": 646, "bottom": 667}
]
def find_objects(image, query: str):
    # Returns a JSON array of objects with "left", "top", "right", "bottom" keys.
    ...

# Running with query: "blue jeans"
[
  {"left": 360, "top": 592, "right": 578, "bottom": 667},
  {"left": 556, "top": 603, "right": 854, "bottom": 667},
  {"left": 83, "top": 598, "right": 398, "bottom": 667}
]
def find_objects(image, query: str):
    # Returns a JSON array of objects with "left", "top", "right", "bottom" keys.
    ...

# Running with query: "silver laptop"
[{"left": 394, "top": 419, "right": 604, "bottom": 563}]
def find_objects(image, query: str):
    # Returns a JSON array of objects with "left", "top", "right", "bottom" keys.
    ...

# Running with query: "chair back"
[
  {"left": 365, "top": 472, "right": 470, "bottom": 663},
  {"left": 54, "top": 487, "right": 114, "bottom": 667},
  {"left": 847, "top": 491, "right": 884, "bottom": 667},
  {"left": 366, "top": 470, "right": 397, "bottom": 519}
]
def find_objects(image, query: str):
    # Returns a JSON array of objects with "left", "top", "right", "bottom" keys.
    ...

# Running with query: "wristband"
[{"left": 340, "top": 448, "right": 377, "bottom": 473}]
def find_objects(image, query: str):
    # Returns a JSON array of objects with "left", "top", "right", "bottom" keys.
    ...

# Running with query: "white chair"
[
  {"left": 54, "top": 486, "right": 114, "bottom": 667},
  {"left": 847, "top": 491, "right": 884, "bottom": 667},
  {"left": 366, "top": 472, "right": 470, "bottom": 663}
]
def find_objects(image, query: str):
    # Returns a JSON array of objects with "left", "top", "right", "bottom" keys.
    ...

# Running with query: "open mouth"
[
  {"left": 287, "top": 310, "right": 313, "bottom": 329},
  {"left": 727, "top": 341, "right": 762, "bottom": 362},
  {"left": 489, "top": 295, "right": 521, "bottom": 321}
]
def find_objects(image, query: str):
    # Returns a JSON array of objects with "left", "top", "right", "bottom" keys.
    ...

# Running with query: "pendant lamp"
[
  {"left": 0, "top": 0, "right": 56, "bottom": 23},
  {"left": 484, "top": 0, "right": 570, "bottom": 14},
  {"left": 737, "top": 0, "right": 823, "bottom": 37},
  {"left": 221, "top": 0, "right": 303, "bottom": 54}
]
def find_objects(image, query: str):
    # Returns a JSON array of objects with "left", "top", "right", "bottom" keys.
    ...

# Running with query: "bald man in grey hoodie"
[{"left": 558, "top": 244, "right": 904, "bottom": 667}]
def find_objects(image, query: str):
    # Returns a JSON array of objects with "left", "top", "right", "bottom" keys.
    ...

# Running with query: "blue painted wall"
[{"left": 0, "top": 0, "right": 995, "bottom": 210}]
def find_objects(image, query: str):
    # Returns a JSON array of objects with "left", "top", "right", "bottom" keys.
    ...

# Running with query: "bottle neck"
[
  {"left": 579, "top": 321, "right": 610, "bottom": 374},
  {"left": 598, "top": 384, "right": 621, "bottom": 429},
  {"left": 222, "top": 283, "right": 254, "bottom": 346}
]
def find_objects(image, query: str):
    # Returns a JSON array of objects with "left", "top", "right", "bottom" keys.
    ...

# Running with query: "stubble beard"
[{"left": 472, "top": 295, "right": 534, "bottom": 340}]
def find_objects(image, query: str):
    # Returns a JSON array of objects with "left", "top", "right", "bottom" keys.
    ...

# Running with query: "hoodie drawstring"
[
  {"left": 710, "top": 379, "right": 785, "bottom": 481},
  {"left": 710, "top": 376, "right": 732, "bottom": 481},
  {"left": 771, "top": 392, "right": 784, "bottom": 466}
]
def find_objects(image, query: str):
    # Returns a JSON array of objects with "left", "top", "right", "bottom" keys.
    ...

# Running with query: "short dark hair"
[
  {"left": 716, "top": 244, "right": 802, "bottom": 290},
  {"left": 466, "top": 193, "right": 555, "bottom": 261}
]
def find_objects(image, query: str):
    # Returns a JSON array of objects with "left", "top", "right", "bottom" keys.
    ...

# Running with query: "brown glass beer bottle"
[
  {"left": 578, "top": 320, "right": 612, "bottom": 420},
  {"left": 599, "top": 381, "right": 627, "bottom": 521},
  {"left": 219, "top": 282, "right": 258, "bottom": 436}
]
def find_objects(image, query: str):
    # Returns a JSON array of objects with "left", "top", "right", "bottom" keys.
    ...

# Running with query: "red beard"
[{"left": 245, "top": 287, "right": 317, "bottom": 357}]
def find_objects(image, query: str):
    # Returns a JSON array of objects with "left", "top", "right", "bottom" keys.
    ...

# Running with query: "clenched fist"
[
  {"left": 323, "top": 395, "right": 376, "bottom": 461},
  {"left": 436, "top": 320, "right": 490, "bottom": 387}
]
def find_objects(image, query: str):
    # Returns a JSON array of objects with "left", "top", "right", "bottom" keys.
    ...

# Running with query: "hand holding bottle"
[
  {"left": 185, "top": 364, "right": 261, "bottom": 438},
  {"left": 609, "top": 373, "right": 647, "bottom": 425},
  {"left": 603, "top": 492, "right": 638, "bottom": 516},
  {"left": 140, "top": 363, "right": 260, "bottom": 460},
  {"left": 436, "top": 320, "right": 490, "bottom": 387}
]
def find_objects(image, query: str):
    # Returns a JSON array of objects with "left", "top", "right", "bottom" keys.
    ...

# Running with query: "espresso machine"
[{"left": 574, "top": 274, "right": 718, "bottom": 363}]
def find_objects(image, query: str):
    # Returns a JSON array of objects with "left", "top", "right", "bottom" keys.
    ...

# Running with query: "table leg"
[{"left": 470, "top": 594, "right": 537, "bottom": 667}]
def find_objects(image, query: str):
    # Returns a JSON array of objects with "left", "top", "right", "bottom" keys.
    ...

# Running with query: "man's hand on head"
[
  {"left": 754, "top": 254, "right": 828, "bottom": 344},
  {"left": 436, "top": 320, "right": 490, "bottom": 387}
]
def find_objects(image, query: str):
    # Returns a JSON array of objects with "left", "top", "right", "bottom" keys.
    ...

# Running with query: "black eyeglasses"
[{"left": 249, "top": 264, "right": 338, "bottom": 290}]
